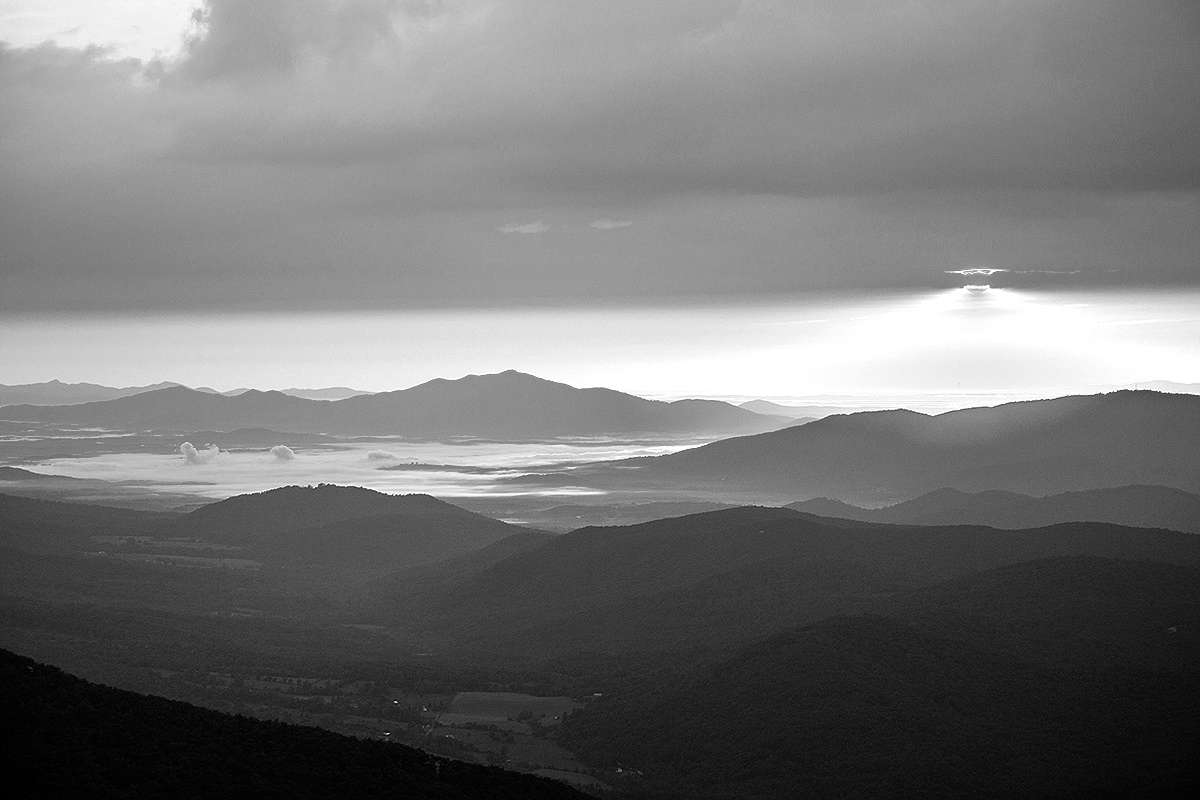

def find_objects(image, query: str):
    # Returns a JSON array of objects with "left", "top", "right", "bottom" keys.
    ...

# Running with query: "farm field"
[
  {"left": 105, "top": 553, "right": 263, "bottom": 570},
  {"left": 431, "top": 725, "right": 584, "bottom": 771}
]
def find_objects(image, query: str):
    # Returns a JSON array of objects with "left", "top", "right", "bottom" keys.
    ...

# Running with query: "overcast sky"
[{"left": 1, "top": 0, "right": 1197, "bottom": 313}]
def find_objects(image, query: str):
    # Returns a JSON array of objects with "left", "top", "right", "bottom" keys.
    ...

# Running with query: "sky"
[
  {"left": 2, "top": 288, "right": 1198, "bottom": 400},
  {"left": 1, "top": 1, "right": 1198, "bottom": 397}
]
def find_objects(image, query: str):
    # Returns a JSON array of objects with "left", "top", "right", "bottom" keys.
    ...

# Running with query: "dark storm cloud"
[{"left": 1, "top": 0, "right": 1198, "bottom": 310}]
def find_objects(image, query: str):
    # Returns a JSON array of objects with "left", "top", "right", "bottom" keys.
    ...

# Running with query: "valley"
[{"left": 3, "top": 375, "right": 1200, "bottom": 797}]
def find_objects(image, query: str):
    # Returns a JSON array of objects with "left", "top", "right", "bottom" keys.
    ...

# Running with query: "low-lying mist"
[{"left": 24, "top": 436, "right": 705, "bottom": 503}]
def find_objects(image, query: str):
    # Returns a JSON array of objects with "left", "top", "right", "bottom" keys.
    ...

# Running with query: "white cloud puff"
[
  {"left": 496, "top": 221, "right": 551, "bottom": 234},
  {"left": 179, "top": 442, "right": 221, "bottom": 464},
  {"left": 270, "top": 444, "right": 297, "bottom": 460},
  {"left": 590, "top": 219, "right": 632, "bottom": 230},
  {"left": 367, "top": 449, "right": 398, "bottom": 460}
]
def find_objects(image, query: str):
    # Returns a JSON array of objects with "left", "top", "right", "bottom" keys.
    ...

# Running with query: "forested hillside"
[{"left": 1, "top": 648, "right": 584, "bottom": 799}]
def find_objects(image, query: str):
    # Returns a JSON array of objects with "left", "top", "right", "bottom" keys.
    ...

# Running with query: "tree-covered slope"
[
  {"left": 559, "top": 557, "right": 1200, "bottom": 799},
  {"left": 372, "top": 506, "right": 1200, "bottom": 658},
  {"left": 1, "top": 648, "right": 585, "bottom": 799}
]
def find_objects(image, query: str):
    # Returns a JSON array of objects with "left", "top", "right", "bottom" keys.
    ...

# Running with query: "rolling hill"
[
  {"left": 370, "top": 505, "right": 1200, "bottom": 657},
  {"left": 0, "top": 486, "right": 541, "bottom": 589},
  {"left": 788, "top": 484, "right": 1200, "bottom": 533},
  {"left": 162, "top": 484, "right": 538, "bottom": 582},
  {"left": 0, "top": 370, "right": 786, "bottom": 437},
  {"left": 165, "top": 484, "right": 498, "bottom": 545}
]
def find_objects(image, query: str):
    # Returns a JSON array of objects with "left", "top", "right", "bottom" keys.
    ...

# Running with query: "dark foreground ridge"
[{"left": 0, "top": 648, "right": 584, "bottom": 799}]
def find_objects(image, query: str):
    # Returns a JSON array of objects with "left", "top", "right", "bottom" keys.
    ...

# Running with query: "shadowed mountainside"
[
  {"left": 788, "top": 484, "right": 1200, "bottom": 533},
  {"left": 558, "top": 556, "right": 1200, "bottom": 799},
  {"left": 4, "top": 489, "right": 1200, "bottom": 799},
  {"left": 0, "top": 491, "right": 173, "bottom": 553},
  {"left": 0, "top": 370, "right": 787, "bottom": 437},
  {"left": 563, "top": 390, "right": 1200, "bottom": 503},
  {"left": 369, "top": 505, "right": 1200, "bottom": 657},
  {"left": 1, "top": 648, "right": 584, "bottom": 799}
]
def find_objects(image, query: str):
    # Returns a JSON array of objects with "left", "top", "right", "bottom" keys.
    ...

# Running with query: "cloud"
[
  {"left": 270, "top": 444, "right": 296, "bottom": 460},
  {"left": 946, "top": 268, "right": 1009, "bottom": 276},
  {"left": 1, "top": 0, "right": 1198, "bottom": 311},
  {"left": 1015, "top": 270, "right": 1083, "bottom": 275},
  {"left": 590, "top": 219, "right": 632, "bottom": 230},
  {"left": 366, "top": 449, "right": 398, "bottom": 460},
  {"left": 179, "top": 442, "right": 221, "bottom": 464},
  {"left": 496, "top": 221, "right": 551, "bottom": 234}
]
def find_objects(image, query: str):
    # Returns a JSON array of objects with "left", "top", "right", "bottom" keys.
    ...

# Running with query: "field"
[
  {"left": 106, "top": 553, "right": 263, "bottom": 570},
  {"left": 431, "top": 725, "right": 584, "bottom": 770}
]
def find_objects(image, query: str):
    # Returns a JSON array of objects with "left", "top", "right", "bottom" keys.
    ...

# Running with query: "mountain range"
[
  {"left": 789, "top": 484, "right": 1200, "bottom": 533},
  {"left": 559, "top": 389, "right": 1200, "bottom": 503},
  {"left": 0, "top": 380, "right": 374, "bottom": 407},
  {"left": 0, "top": 371, "right": 787, "bottom": 438},
  {"left": 0, "top": 379, "right": 185, "bottom": 407}
]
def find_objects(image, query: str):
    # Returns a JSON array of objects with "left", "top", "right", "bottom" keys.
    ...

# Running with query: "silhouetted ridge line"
[
  {"left": 0, "top": 370, "right": 788, "bottom": 436},
  {"left": 590, "top": 390, "right": 1200, "bottom": 502}
]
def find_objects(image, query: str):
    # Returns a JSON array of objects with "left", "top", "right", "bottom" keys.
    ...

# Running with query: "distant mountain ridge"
[
  {"left": 0, "top": 380, "right": 373, "bottom": 407},
  {"left": 788, "top": 485, "right": 1200, "bottom": 534},
  {"left": 579, "top": 390, "right": 1200, "bottom": 503},
  {"left": 0, "top": 379, "right": 183, "bottom": 407},
  {"left": 737, "top": 399, "right": 842, "bottom": 419},
  {"left": 0, "top": 370, "right": 787, "bottom": 437}
]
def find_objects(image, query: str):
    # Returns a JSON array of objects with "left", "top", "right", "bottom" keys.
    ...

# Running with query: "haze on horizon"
[
  {"left": 2, "top": 287, "right": 1199, "bottom": 401},
  {"left": 2, "top": 1, "right": 1198, "bottom": 397}
]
